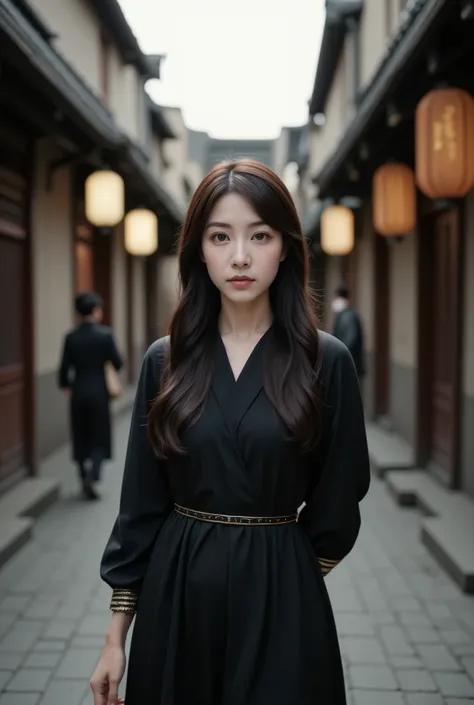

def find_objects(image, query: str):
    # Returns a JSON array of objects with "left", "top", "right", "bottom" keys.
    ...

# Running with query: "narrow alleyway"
[{"left": 0, "top": 416, "right": 473, "bottom": 705}]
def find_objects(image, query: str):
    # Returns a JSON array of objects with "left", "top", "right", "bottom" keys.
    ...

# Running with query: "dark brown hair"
[{"left": 148, "top": 159, "right": 321, "bottom": 457}]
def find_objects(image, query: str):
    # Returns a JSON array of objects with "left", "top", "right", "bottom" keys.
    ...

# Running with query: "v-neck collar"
[
  {"left": 211, "top": 326, "right": 273, "bottom": 434},
  {"left": 218, "top": 326, "right": 273, "bottom": 383}
]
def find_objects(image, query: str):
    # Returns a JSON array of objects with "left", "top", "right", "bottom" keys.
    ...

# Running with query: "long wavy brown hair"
[{"left": 148, "top": 159, "right": 321, "bottom": 457}]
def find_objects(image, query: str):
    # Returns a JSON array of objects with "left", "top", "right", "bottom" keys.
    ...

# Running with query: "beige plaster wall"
[
  {"left": 463, "top": 191, "right": 474, "bottom": 397},
  {"left": 32, "top": 140, "right": 74, "bottom": 376},
  {"left": 389, "top": 233, "right": 417, "bottom": 368}
]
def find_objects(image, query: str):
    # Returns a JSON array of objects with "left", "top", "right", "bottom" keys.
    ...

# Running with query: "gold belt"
[{"left": 174, "top": 504, "right": 298, "bottom": 526}]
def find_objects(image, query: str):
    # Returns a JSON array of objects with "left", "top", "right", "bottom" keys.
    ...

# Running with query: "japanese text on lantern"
[{"left": 433, "top": 105, "right": 457, "bottom": 162}]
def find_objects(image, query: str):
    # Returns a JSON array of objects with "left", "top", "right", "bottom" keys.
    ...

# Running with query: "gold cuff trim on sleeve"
[
  {"left": 110, "top": 589, "right": 138, "bottom": 614},
  {"left": 318, "top": 557, "right": 341, "bottom": 576}
]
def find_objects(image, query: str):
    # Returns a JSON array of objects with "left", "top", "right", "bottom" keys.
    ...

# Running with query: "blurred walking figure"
[
  {"left": 332, "top": 284, "right": 365, "bottom": 379},
  {"left": 58, "top": 291, "right": 123, "bottom": 500}
]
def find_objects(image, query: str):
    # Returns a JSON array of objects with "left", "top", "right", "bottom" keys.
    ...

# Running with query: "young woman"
[{"left": 91, "top": 160, "right": 370, "bottom": 705}]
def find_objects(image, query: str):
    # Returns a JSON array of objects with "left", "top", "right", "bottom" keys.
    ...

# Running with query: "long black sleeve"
[
  {"left": 58, "top": 334, "right": 73, "bottom": 389},
  {"left": 106, "top": 330, "right": 124, "bottom": 371},
  {"left": 298, "top": 334, "right": 370, "bottom": 577},
  {"left": 100, "top": 337, "right": 173, "bottom": 594}
]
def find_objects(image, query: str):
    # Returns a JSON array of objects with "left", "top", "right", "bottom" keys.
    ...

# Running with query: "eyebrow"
[{"left": 205, "top": 220, "right": 266, "bottom": 230}]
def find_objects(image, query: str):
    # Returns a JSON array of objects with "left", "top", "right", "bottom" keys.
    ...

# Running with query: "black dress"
[
  {"left": 58, "top": 321, "right": 123, "bottom": 462},
  {"left": 101, "top": 328, "right": 370, "bottom": 705}
]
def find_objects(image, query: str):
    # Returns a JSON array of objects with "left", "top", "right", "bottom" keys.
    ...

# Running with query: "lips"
[{"left": 229, "top": 277, "right": 254, "bottom": 282}]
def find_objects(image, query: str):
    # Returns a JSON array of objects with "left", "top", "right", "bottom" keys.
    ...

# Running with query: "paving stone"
[
  {"left": 398, "top": 612, "right": 432, "bottom": 627},
  {"left": 42, "top": 620, "right": 76, "bottom": 641},
  {"left": 55, "top": 649, "right": 102, "bottom": 679},
  {"left": 23, "top": 601, "right": 60, "bottom": 621},
  {"left": 451, "top": 644, "right": 474, "bottom": 657},
  {"left": 32, "top": 641, "right": 67, "bottom": 653},
  {"left": 38, "top": 679, "right": 89, "bottom": 705},
  {"left": 390, "top": 596, "right": 423, "bottom": 612},
  {"left": 0, "top": 696, "right": 41, "bottom": 705},
  {"left": 0, "top": 596, "right": 31, "bottom": 614},
  {"left": 405, "top": 625, "right": 441, "bottom": 644},
  {"left": 77, "top": 613, "right": 110, "bottom": 637},
  {"left": 349, "top": 665, "right": 399, "bottom": 690},
  {"left": 70, "top": 635, "right": 105, "bottom": 649},
  {"left": 54, "top": 604, "right": 85, "bottom": 620},
  {"left": 5, "top": 670, "right": 51, "bottom": 692},
  {"left": 0, "top": 654, "right": 23, "bottom": 670},
  {"left": 391, "top": 656, "right": 424, "bottom": 669},
  {"left": 425, "top": 602, "right": 453, "bottom": 620},
  {"left": 367, "top": 612, "right": 397, "bottom": 626},
  {"left": 406, "top": 695, "right": 444, "bottom": 705},
  {"left": 461, "top": 656, "right": 474, "bottom": 680},
  {"left": 351, "top": 691, "right": 405, "bottom": 705},
  {"left": 0, "top": 672, "right": 13, "bottom": 689},
  {"left": 380, "top": 626, "right": 415, "bottom": 656},
  {"left": 445, "top": 700, "right": 474, "bottom": 705},
  {"left": 0, "top": 621, "right": 45, "bottom": 653},
  {"left": 433, "top": 671, "right": 474, "bottom": 698},
  {"left": 418, "top": 644, "right": 462, "bottom": 671},
  {"left": 340, "top": 637, "right": 387, "bottom": 664},
  {"left": 0, "top": 615, "right": 16, "bottom": 640},
  {"left": 22, "top": 653, "right": 61, "bottom": 669},
  {"left": 440, "top": 629, "right": 472, "bottom": 645},
  {"left": 397, "top": 669, "right": 437, "bottom": 692},
  {"left": 336, "top": 613, "right": 375, "bottom": 637}
]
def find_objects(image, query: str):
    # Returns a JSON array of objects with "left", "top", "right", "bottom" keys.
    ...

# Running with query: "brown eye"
[
  {"left": 253, "top": 232, "right": 270, "bottom": 241},
  {"left": 212, "top": 232, "right": 228, "bottom": 242}
]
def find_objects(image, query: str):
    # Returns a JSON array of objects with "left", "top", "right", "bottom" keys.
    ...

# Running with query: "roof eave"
[
  {"left": 148, "top": 99, "right": 177, "bottom": 140},
  {"left": 309, "top": 0, "right": 363, "bottom": 117},
  {"left": 92, "top": 0, "right": 157, "bottom": 78},
  {"left": 124, "top": 140, "right": 185, "bottom": 226},
  {"left": 0, "top": 0, "right": 123, "bottom": 147},
  {"left": 312, "top": 0, "right": 449, "bottom": 193}
]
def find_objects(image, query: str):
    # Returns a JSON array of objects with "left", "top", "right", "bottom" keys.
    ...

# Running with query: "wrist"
[{"left": 106, "top": 612, "right": 133, "bottom": 648}]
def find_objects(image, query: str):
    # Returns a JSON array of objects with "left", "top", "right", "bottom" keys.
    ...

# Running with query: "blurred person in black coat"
[
  {"left": 331, "top": 284, "right": 365, "bottom": 379},
  {"left": 58, "top": 292, "right": 124, "bottom": 499}
]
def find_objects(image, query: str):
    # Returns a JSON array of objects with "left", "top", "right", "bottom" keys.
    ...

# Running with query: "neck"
[{"left": 218, "top": 294, "right": 273, "bottom": 339}]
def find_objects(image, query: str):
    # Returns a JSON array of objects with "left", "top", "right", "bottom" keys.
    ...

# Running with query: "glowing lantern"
[
  {"left": 85, "top": 170, "right": 125, "bottom": 227},
  {"left": 373, "top": 163, "right": 416, "bottom": 236},
  {"left": 320, "top": 205, "right": 354, "bottom": 256},
  {"left": 124, "top": 209, "right": 158, "bottom": 256},
  {"left": 415, "top": 88, "right": 474, "bottom": 199}
]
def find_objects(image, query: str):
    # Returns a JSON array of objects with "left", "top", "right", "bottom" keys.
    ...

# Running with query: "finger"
[
  {"left": 90, "top": 678, "right": 108, "bottom": 705},
  {"left": 107, "top": 679, "right": 119, "bottom": 705}
]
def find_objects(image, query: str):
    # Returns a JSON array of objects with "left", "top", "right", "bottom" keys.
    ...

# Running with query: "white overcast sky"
[{"left": 117, "top": 0, "right": 325, "bottom": 139}]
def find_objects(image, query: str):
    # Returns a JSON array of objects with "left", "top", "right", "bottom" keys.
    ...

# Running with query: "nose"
[{"left": 231, "top": 239, "right": 250, "bottom": 268}]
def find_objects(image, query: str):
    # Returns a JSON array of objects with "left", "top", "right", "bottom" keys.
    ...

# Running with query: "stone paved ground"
[{"left": 0, "top": 415, "right": 473, "bottom": 705}]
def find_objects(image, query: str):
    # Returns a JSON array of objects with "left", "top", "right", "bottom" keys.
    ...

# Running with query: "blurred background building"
[{"left": 295, "top": 0, "right": 474, "bottom": 591}]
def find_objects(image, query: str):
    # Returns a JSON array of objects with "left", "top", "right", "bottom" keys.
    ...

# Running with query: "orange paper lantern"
[
  {"left": 373, "top": 163, "right": 416, "bottom": 236},
  {"left": 415, "top": 88, "right": 474, "bottom": 199},
  {"left": 321, "top": 205, "right": 354, "bottom": 256}
]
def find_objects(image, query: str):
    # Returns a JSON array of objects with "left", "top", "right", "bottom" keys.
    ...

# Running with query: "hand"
[{"left": 90, "top": 644, "right": 126, "bottom": 705}]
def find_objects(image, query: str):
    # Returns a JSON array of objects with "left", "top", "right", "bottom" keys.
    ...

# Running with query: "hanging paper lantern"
[
  {"left": 85, "top": 170, "right": 125, "bottom": 227},
  {"left": 320, "top": 205, "right": 354, "bottom": 256},
  {"left": 124, "top": 209, "right": 158, "bottom": 256},
  {"left": 373, "top": 163, "right": 416, "bottom": 236},
  {"left": 415, "top": 88, "right": 474, "bottom": 199}
]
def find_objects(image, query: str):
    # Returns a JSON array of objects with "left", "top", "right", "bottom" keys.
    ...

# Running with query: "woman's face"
[{"left": 202, "top": 193, "right": 285, "bottom": 304}]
